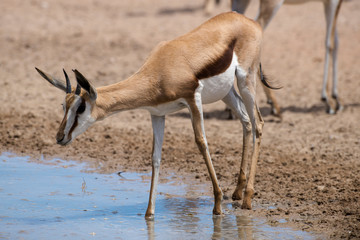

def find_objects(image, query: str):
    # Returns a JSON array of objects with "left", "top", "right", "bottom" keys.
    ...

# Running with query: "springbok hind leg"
[
  {"left": 242, "top": 104, "right": 264, "bottom": 209},
  {"left": 222, "top": 87, "right": 252, "bottom": 201}
]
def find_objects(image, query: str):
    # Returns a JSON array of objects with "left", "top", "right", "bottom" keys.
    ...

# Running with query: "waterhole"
[{"left": 0, "top": 152, "right": 318, "bottom": 239}]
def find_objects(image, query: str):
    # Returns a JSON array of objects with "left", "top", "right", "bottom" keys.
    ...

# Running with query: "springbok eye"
[{"left": 77, "top": 101, "right": 86, "bottom": 114}]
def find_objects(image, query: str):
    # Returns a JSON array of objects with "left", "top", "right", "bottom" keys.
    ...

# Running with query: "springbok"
[
  {"left": 205, "top": 0, "right": 343, "bottom": 115},
  {"left": 35, "top": 12, "right": 275, "bottom": 219}
]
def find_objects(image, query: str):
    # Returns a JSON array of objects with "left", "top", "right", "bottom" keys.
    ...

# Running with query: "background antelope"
[
  {"left": 36, "top": 12, "right": 275, "bottom": 219},
  {"left": 205, "top": 0, "right": 343, "bottom": 115}
]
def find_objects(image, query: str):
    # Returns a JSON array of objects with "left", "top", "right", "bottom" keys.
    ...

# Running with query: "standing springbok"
[
  {"left": 36, "top": 12, "right": 275, "bottom": 219},
  {"left": 205, "top": 0, "right": 343, "bottom": 115}
]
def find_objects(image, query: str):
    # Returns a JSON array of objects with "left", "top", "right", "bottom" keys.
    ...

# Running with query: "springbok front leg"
[
  {"left": 186, "top": 86, "right": 223, "bottom": 215},
  {"left": 145, "top": 115, "right": 165, "bottom": 219},
  {"left": 222, "top": 87, "right": 252, "bottom": 201}
]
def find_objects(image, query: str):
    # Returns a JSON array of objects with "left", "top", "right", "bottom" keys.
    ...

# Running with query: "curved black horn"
[
  {"left": 63, "top": 69, "right": 71, "bottom": 94},
  {"left": 75, "top": 83, "right": 81, "bottom": 95}
]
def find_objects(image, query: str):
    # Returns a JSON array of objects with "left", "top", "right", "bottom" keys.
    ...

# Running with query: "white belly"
[
  {"left": 200, "top": 53, "right": 238, "bottom": 104},
  {"left": 143, "top": 98, "right": 187, "bottom": 116}
]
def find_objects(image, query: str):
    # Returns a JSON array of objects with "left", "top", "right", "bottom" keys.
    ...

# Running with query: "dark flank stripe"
[{"left": 195, "top": 40, "right": 236, "bottom": 80}]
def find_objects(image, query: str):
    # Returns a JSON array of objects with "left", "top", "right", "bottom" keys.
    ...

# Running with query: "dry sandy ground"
[{"left": 1, "top": 0, "right": 359, "bottom": 238}]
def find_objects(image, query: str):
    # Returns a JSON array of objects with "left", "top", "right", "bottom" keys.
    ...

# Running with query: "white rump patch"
[{"left": 200, "top": 53, "right": 239, "bottom": 104}]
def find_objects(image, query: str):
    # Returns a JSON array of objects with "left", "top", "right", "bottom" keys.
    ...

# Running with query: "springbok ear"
[
  {"left": 35, "top": 67, "right": 67, "bottom": 92},
  {"left": 72, "top": 69, "right": 97, "bottom": 101}
]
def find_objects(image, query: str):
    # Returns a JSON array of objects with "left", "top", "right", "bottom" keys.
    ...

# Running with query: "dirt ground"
[{"left": 1, "top": 0, "right": 359, "bottom": 238}]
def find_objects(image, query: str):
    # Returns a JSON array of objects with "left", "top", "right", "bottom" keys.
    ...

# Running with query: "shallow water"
[{"left": 0, "top": 152, "right": 318, "bottom": 239}]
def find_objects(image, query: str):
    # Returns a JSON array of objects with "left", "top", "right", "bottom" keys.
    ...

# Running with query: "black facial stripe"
[{"left": 68, "top": 115, "right": 78, "bottom": 138}]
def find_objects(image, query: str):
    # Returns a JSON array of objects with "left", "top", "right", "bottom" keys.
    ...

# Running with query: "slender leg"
[
  {"left": 242, "top": 104, "right": 264, "bottom": 209},
  {"left": 222, "top": 87, "right": 251, "bottom": 201},
  {"left": 145, "top": 115, "right": 165, "bottom": 219},
  {"left": 322, "top": 0, "right": 341, "bottom": 114},
  {"left": 186, "top": 86, "right": 223, "bottom": 215},
  {"left": 332, "top": 27, "right": 342, "bottom": 112},
  {"left": 236, "top": 67, "right": 263, "bottom": 209},
  {"left": 331, "top": 0, "right": 343, "bottom": 112}
]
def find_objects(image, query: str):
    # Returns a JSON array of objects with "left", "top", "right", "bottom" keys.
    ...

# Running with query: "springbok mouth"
[{"left": 57, "top": 139, "right": 72, "bottom": 146}]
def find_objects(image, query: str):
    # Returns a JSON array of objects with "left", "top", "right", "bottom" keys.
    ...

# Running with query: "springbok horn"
[
  {"left": 63, "top": 69, "right": 71, "bottom": 94},
  {"left": 75, "top": 84, "right": 81, "bottom": 95}
]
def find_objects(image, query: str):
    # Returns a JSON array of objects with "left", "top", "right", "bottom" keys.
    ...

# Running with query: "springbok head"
[{"left": 35, "top": 68, "right": 97, "bottom": 145}]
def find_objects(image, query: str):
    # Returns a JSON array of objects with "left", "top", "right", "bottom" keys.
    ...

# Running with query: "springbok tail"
[{"left": 259, "top": 63, "right": 281, "bottom": 90}]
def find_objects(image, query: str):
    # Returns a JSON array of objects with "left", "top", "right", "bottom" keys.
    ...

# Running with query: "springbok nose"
[{"left": 56, "top": 132, "right": 65, "bottom": 144}]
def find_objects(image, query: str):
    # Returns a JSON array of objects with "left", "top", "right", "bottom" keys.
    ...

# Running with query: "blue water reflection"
[{"left": 0, "top": 152, "right": 318, "bottom": 239}]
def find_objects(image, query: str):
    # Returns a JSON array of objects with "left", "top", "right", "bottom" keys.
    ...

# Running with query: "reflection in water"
[
  {"left": 212, "top": 215, "right": 254, "bottom": 240},
  {"left": 0, "top": 152, "right": 319, "bottom": 240},
  {"left": 236, "top": 215, "right": 254, "bottom": 239},
  {"left": 146, "top": 220, "right": 155, "bottom": 240}
]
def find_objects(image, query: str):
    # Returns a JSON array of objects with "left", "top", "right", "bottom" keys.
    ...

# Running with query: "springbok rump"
[
  {"left": 205, "top": 0, "right": 343, "bottom": 115},
  {"left": 36, "top": 12, "right": 276, "bottom": 219}
]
